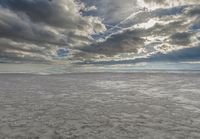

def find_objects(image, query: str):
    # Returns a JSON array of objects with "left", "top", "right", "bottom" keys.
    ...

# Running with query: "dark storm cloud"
[
  {"left": 0, "top": 0, "right": 105, "bottom": 63},
  {"left": 186, "top": 5, "right": 200, "bottom": 16},
  {"left": 78, "top": 45, "right": 200, "bottom": 65},
  {"left": 0, "top": 7, "right": 67, "bottom": 45},
  {"left": 149, "top": 46, "right": 200, "bottom": 62},
  {"left": 0, "top": 0, "right": 88, "bottom": 29},
  {"left": 78, "top": 30, "right": 144, "bottom": 56},
  {"left": 0, "top": 38, "right": 52, "bottom": 63},
  {"left": 169, "top": 32, "right": 192, "bottom": 46}
]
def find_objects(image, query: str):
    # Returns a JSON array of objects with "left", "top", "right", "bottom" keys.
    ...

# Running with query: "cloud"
[
  {"left": 149, "top": 45, "right": 200, "bottom": 62},
  {"left": 0, "top": 0, "right": 105, "bottom": 32},
  {"left": 0, "top": 0, "right": 105, "bottom": 63},
  {"left": 169, "top": 32, "right": 192, "bottom": 46},
  {"left": 186, "top": 5, "right": 200, "bottom": 16},
  {"left": 80, "top": 0, "right": 138, "bottom": 24},
  {"left": 140, "top": 0, "right": 199, "bottom": 9},
  {"left": 0, "top": 38, "right": 53, "bottom": 63},
  {"left": 0, "top": 7, "right": 67, "bottom": 45},
  {"left": 0, "top": 0, "right": 199, "bottom": 65},
  {"left": 74, "top": 3, "right": 200, "bottom": 63},
  {"left": 78, "top": 45, "right": 200, "bottom": 65},
  {"left": 78, "top": 29, "right": 144, "bottom": 56}
]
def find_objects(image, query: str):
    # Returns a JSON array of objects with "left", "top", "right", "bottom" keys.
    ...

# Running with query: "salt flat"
[{"left": 0, "top": 73, "right": 200, "bottom": 139}]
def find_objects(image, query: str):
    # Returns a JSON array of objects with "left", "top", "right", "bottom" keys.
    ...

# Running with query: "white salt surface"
[{"left": 0, "top": 73, "right": 200, "bottom": 139}]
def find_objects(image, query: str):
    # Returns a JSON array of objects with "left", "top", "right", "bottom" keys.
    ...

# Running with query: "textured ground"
[{"left": 0, "top": 73, "right": 200, "bottom": 139}]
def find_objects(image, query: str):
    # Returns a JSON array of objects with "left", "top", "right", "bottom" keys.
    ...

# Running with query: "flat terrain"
[{"left": 0, "top": 73, "right": 200, "bottom": 139}]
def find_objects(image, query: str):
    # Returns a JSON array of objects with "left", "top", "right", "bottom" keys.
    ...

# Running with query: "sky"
[{"left": 0, "top": 0, "right": 200, "bottom": 71}]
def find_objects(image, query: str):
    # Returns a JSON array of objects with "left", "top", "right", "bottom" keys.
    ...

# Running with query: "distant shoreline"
[{"left": 0, "top": 70, "right": 200, "bottom": 76}]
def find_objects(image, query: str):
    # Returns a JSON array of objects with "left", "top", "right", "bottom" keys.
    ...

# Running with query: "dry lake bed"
[{"left": 0, "top": 73, "right": 200, "bottom": 139}]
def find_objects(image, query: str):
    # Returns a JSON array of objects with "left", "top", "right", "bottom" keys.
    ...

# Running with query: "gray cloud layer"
[
  {"left": 0, "top": 0, "right": 200, "bottom": 65},
  {"left": 79, "top": 30, "right": 144, "bottom": 56},
  {"left": 78, "top": 45, "right": 200, "bottom": 65},
  {"left": 0, "top": 0, "right": 105, "bottom": 63},
  {"left": 75, "top": 3, "right": 200, "bottom": 64}
]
